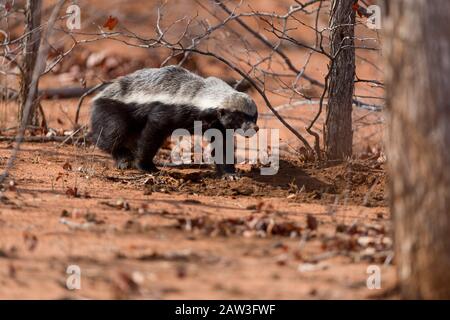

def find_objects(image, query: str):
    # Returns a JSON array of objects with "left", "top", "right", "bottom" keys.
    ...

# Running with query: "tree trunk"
[
  {"left": 384, "top": 0, "right": 450, "bottom": 299},
  {"left": 324, "top": 0, "right": 355, "bottom": 160},
  {"left": 19, "top": 0, "right": 42, "bottom": 126}
]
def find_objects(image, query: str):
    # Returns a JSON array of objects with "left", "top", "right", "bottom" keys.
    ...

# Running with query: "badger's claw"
[
  {"left": 221, "top": 173, "right": 240, "bottom": 181},
  {"left": 116, "top": 159, "right": 133, "bottom": 170}
]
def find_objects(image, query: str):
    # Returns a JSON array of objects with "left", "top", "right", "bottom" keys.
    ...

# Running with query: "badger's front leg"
[
  {"left": 135, "top": 117, "right": 166, "bottom": 172},
  {"left": 210, "top": 124, "right": 237, "bottom": 177}
]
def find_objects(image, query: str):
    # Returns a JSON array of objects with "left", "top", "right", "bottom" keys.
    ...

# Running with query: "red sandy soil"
[
  {"left": 0, "top": 138, "right": 395, "bottom": 299},
  {"left": 0, "top": 0, "right": 393, "bottom": 299}
]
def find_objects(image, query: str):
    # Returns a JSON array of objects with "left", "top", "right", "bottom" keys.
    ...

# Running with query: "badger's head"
[{"left": 218, "top": 93, "right": 258, "bottom": 137}]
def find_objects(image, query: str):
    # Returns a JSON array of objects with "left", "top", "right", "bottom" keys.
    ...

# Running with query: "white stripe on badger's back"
[
  {"left": 122, "top": 92, "right": 223, "bottom": 110},
  {"left": 94, "top": 66, "right": 257, "bottom": 116}
]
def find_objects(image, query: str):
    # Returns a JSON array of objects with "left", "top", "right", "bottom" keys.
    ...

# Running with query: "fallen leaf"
[
  {"left": 66, "top": 187, "right": 78, "bottom": 198},
  {"left": 84, "top": 212, "right": 105, "bottom": 224},
  {"left": 63, "top": 162, "right": 72, "bottom": 171},
  {"left": 275, "top": 254, "right": 289, "bottom": 266},
  {"left": 306, "top": 214, "right": 318, "bottom": 231},
  {"left": 86, "top": 52, "right": 106, "bottom": 68},
  {"left": 115, "top": 271, "right": 140, "bottom": 296},
  {"left": 61, "top": 209, "right": 71, "bottom": 217},
  {"left": 298, "top": 263, "right": 329, "bottom": 273},
  {"left": 177, "top": 215, "right": 302, "bottom": 238},
  {"left": 176, "top": 264, "right": 188, "bottom": 278},
  {"left": 4, "top": 1, "right": 13, "bottom": 12},
  {"left": 103, "top": 16, "right": 118, "bottom": 30},
  {"left": 357, "top": 236, "right": 375, "bottom": 247},
  {"left": 23, "top": 231, "right": 38, "bottom": 252},
  {"left": 8, "top": 180, "right": 16, "bottom": 191},
  {"left": 8, "top": 263, "right": 16, "bottom": 279}
]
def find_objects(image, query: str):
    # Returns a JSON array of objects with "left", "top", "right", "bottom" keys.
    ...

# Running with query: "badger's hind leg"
[
  {"left": 134, "top": 117, "right": 167, "bottom": 172},
  {"left": 112, "top": 147, "right": 134, "bottom": 169},
  {"left": 90, "top": 98, "right": 137, "bottom": 169}
]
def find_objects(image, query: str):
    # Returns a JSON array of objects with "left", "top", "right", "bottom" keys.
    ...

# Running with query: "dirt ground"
[
  {"left": 0, "top": 0, "right": 394, "bottom": 299},
  {"left": 0, "top": 134, "right": 395, "bottom": 299}
]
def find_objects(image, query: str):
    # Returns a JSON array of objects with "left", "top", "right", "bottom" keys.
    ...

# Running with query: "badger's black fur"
[{"left": 89, "top": 66, "right": 258, "bottom": 174}]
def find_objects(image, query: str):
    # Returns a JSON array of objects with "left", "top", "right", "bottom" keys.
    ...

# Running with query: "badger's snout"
[{"left": 248, "top": 122, "right": 259, "bottom": 132}]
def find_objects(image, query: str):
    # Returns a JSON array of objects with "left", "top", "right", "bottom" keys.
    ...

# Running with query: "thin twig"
[
  {"left": 0, "top": 0, "right": 66, "bottom": 185},
  {"left": 74, "top": 82, "right": 109, "bottom": 128}
]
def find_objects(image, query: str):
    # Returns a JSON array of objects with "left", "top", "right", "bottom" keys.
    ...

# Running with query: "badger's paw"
[
  {"left": 220, "top": 172, "right": 241, "bottom": 181},
  {"left": 224, "top": 174, "right": 240, "bottom": 181},
  {"left": 136, "top": 161, "right": 159, "bottom": 173},
  {"left": 116, "top": 158, "right": 133, "bottom": 170},
  {"left": 215, "top": 164, "right": 239, "bottom": 180}
]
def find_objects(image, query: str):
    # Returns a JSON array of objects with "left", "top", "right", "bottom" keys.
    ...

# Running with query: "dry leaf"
[
  {"left": 4, "top": 1, "right": 12, "bottom": 12},
  {"left": 23, "top": 231, "right": 38, "bottom": 252},
  {"left": 66, "top": 187, "right": 78, "bottom": 198},
  {"left": 306, "top": 214, "right": 318, "bottom": 231},
  {"left": 298, "top": 263, "right": 329, "bottom": 273},
  {"left": 63, "top": 162, "right": 72, "bottom": 171},
  {"left": 103, "top": 16, "right": 119, "bottom": 30}
]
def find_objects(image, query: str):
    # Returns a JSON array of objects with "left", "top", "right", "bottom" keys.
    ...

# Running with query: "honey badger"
[{"left": 89, "top": 66, "right": 259, "bottom": 174}]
